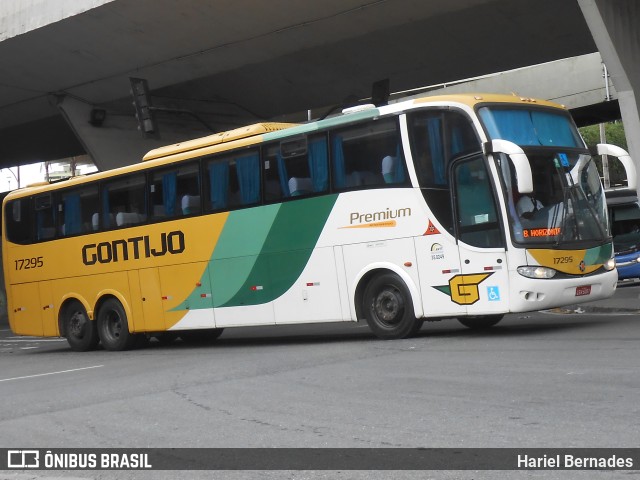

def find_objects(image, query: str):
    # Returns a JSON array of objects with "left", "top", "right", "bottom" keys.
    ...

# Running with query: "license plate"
[{"left": 575, "top": 285, "right": 591, "bottom": 296}]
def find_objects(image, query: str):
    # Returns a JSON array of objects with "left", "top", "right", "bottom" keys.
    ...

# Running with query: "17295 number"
[{"left": 15, "top": 257, "right": 44, "bottom": 270}]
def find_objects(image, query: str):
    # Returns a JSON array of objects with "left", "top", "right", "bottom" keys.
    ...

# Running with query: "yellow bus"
[{"left": 2, "top": 94, "right": 617, "bottom": 351}]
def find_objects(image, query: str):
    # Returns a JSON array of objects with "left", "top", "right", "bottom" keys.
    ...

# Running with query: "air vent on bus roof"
[
  {"left": 142, "top": 122, "right": 298, "bottom": 162},
  {"left": 341, "top": 104, "right": 376, "bottom": 115}
]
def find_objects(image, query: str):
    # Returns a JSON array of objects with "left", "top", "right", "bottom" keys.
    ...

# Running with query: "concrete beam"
[
  {"left": 0, "top": 0, "right": 113, "bottom": 41},
  {"left": 56, "top": 93, "right": 255, "bottom": 170},
  {"left": 579, "top": 0, "right": 640, "bottom": 188},
  {"left": 400, "top": 53, "right": 613, "bottom": 111},
  {"left": 56, "top": 95, "right": 174, "bottom": 170}
]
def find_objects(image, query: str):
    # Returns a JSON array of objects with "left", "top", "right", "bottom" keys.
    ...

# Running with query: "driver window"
[
  {"left": 453, "top": 155, "right": 503, "bottom": 248},
  {"left": 408, "top": 109, "right": 481, "bottom": 235}
]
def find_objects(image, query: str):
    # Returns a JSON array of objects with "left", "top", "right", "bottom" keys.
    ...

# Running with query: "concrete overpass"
[{"left": 0, "top": 0, "right": 639, "bottom": 173}]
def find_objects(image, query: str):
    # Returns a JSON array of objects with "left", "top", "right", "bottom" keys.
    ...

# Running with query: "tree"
[
  {"left": 579, "top": 122, "right": 627, "bottom": 151},
  {"left": 579, "top": 122, "right": 629, "bottom": 186}
]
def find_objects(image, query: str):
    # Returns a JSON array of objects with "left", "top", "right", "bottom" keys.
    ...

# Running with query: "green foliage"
[
  {"left": 579, "top": 122, "right": 628, "bottom": 185},
  {"left": 579, "top": 122, "right": 627, "bottom": 151}
]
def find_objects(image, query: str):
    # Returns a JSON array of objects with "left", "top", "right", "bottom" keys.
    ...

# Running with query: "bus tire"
[
  {"left": 97, "top": 298, "right": 137, "bottom": 351},
  {"left": 458, "top": 314, "right": 503, "bottom": 330},
  {"left": 63, "top": 301, "right": 99, "bottom": 352},
  {"left": 363, "top": 273, "right": 422, "bottom": 339}
]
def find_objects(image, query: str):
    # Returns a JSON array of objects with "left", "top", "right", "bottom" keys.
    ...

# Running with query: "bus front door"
[
  {"left": 452, "top": 155, "right": 509, "bottom": 315},
  {"left": 414, "top": 232, "right": 466, "bottom": 318}
]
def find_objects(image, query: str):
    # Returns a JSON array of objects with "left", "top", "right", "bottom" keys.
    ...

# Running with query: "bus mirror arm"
[
  {"left": 484, "top": 140, "right": 533, "bottom": 194},
  {"left": 597, "top": 143, "right": 637, "bottom": 191}
]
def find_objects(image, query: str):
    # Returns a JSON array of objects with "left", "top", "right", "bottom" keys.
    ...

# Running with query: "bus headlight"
[
  {"left": 517, "top": 266, "right": 557, "bottom": 279},
  {"left": 604, "top": 258, "right": 616, "bottom": 271}
]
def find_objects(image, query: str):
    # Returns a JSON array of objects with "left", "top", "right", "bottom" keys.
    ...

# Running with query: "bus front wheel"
[
  {"left": 97, "top": 298, "right": 137, "bottom": 351},
  {"left": 63, "top": 301, "right": 99, "bottom": 352},
  {"left": 458, "top": 315, "right": 503, "bottom": 330},
  {"left": 362, "top": 273, "right": 422, "bottom": 339}
]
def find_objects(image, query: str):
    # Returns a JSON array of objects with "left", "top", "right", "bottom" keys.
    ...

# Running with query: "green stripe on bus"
[
  {"left": 211, "top": 205, "right": 282, "bottom": 306},
  {"left": 219, "top": 194, "right": 338, "bottom": 307},
  {"left": 261, "top": 109, "right": 380, "bottom": 142},
  {"left": 174, "top": 205, "right": 280, "bottom": 310},
  {"left": 583, "top": 243, "right": 613, "bottom": 265},
  {"left": 174, "top": 195, "right": 338, "bottom": 311}
]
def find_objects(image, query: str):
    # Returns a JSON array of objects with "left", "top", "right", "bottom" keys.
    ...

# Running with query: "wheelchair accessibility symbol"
[{"left": 487, "top": 286, "right": 501, "bottom": 301}]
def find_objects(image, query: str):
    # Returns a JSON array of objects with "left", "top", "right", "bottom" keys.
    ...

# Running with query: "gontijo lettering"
[{"left": 82, "top": 231, "right": 185, "bottom": 265}]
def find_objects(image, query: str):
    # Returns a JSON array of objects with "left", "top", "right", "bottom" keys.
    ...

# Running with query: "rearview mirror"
[
  {"left": 597, "top": 143, "right": 637, "bottom": 191},
  {"left": 484, "top": 140, "right": 533, "bottom": 194}
]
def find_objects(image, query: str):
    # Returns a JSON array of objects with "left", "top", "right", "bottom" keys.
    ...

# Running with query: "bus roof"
[
  {"left": 142, "top": 122, "right": 298, "bottom": 162},
  {"left": 143, "top": 94, "right": 567, "bottom": 161},
  {"left": 3, "top": 93, "right": 569, "bottom": 201},
  {"left": 411, "top": 93, "right": 566, "bottom": 110}
]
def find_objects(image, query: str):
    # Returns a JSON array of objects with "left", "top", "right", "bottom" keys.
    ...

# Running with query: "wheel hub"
[
  {"left": 69, "top": 311, "right": 86, "bottom": 338},
  {"left": 374, "top": 289, "right": 403, "bottom": 324},
  {"left": 107, "top": 313, "right": 123, "bottom": 338}
]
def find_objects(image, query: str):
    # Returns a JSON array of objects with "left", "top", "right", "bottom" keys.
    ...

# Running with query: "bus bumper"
[{"left": 509, "top": 268, "right": 618, "bottom": 312}]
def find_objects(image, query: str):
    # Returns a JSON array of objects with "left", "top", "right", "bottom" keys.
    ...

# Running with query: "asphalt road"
[{"left": 0, "top": 283, "right": 639, "bottom": 480}]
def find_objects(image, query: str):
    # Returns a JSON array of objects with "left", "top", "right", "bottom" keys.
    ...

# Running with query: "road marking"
[
  {"left": 0, "top": 365, "right": 104, "bottom": 383},
  {"left": 3, "top": 338, "right": 66, "bottom": 342}
]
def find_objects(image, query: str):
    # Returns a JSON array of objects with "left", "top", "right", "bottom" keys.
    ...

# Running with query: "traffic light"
[{"left": 129, "top": 77, "right": 156, "bottom": 135}]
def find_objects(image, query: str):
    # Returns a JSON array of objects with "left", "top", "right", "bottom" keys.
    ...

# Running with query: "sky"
[
  {"left": 0, "top": 162, "right": 45, "bottom": 193},
  {"left": 0, "top": 161, "right": 98, "bottom": 193}
]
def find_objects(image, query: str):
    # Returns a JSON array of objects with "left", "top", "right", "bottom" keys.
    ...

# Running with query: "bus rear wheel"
[
  {"left": 63, "top": 301, "right": 99, "bottom": 352},
  {"left": 458, "top": 315, "right": 503, "bottom": 330},
  {"left": 363, "top": 273, "right": 422, "bottom": 339},
  {"left": 97, "top": 298, "right": 137, "bottom": 351}
]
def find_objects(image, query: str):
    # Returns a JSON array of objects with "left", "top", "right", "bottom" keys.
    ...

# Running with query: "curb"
[{"left": 546, "top": 305, "right": 640, "bottom": 315}]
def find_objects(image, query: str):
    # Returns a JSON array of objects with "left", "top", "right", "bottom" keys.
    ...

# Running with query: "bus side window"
[
  {"left": 102, "top": 174, "right": 147, "bottom": 228},
  {"left": 205, "top": 150, "right": 260, "bottom": 211},
  {"left": 264, "top": 136, "right": 328, "bottom": 200},
  {"left": 205, "top": 157, "right": 231, "bottom": 211},
  {"left": 284, "top": 135, "right": 328, "bottom": 198},
  {"left": 408, "top": 110, "right": 481, "bottom": 235},
  {"left": 5, "top": 198, "right": 33, "bottom": 244},
  {"left": 234, "top": 151, "right": 261, "bottom": 205},
  {"left": 150, "top": 161, "right": 200, "bottom": 218},
  {"left": 449, "top": 113, "right": 481, "bottom": 159},
  {"left": 263, "top": 145, "right": 283, "bottom": 202},
  {"left": 331, "top": 118, "right": 406, "bottom": 191},
  {"left": 59, "top": 185, "right": 99, "bottom": 236},
  {"left": 34, "top": 193, "right": 56, "bottom": 241}
]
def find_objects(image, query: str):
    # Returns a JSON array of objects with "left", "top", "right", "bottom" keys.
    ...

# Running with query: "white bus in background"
[{"left": 600, "top": 143, "right": 640, "bottom": 280}]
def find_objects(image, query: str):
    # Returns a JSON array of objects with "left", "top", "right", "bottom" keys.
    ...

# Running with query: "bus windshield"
[
  {"left": 478, "top": 106, "right": 583, "bottom": 147},
  {"left": 479, "top": 107, "right": 609, "bottom": 246},
  {"left": 497, "top": 150, "right": 609, "bottom": 245}
]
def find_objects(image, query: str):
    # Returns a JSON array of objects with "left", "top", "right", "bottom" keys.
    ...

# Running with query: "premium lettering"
[
  {"left": 349, "top": 207, "right": 411, "bottom": 225},
  {"left": 82, "top": 231, "right": 185, "bottom": 265}
]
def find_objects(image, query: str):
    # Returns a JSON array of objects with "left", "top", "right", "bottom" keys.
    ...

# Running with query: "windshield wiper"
[{"left": 555, "top": 157, "right": 607, "bottom": 246}]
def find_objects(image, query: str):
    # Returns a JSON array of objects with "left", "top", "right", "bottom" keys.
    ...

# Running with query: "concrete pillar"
[
  {"left": 56, "top": 95, "right": 189, "bottom": 171},
  {"left": 579, "top": 0, "right": 640, "bottom": 189}
]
